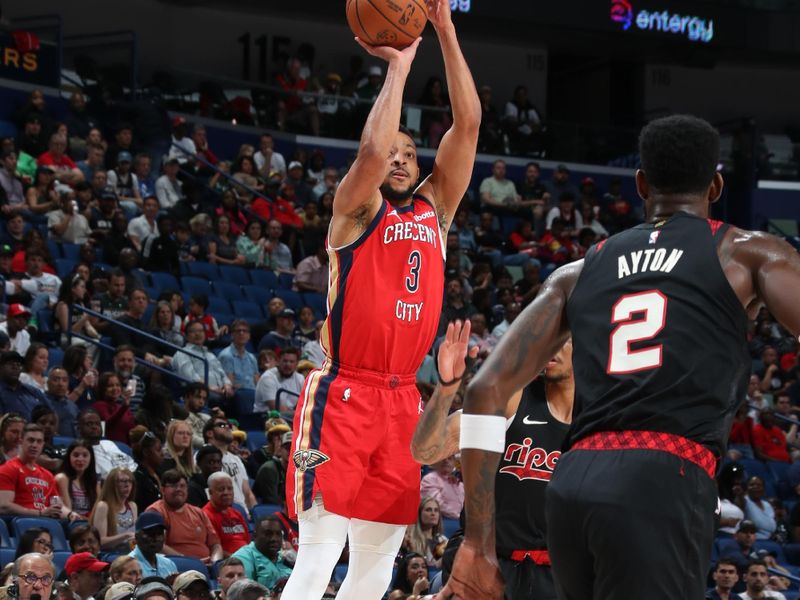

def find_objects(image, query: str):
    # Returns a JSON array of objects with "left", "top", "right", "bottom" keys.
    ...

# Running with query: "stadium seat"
[
  {"left": 12, "top": 518, "right": 68, "bottom": 551},
  {"left": 754, "top": 539, "right": 788, "bottom": 565},
  {"left": 182, "top": 276, "right": 212, "bottom": 296},
  {"left": 740, "top": 459, "right": 777, "bottom": 497},
  {"left": 243, "top": 285, "right": 273, "bottom": 306},
  {"left": 333, "top": 564, "right": 348, "bottom": 583},
  {"left": 232, "top": 301, "right": 264, "bottom": 319},
  {"left": 46, "top": 240, "right": 62, "bottom": 259},
  {"left": 115, "top": 441, "right": 133, "bottom": 457},
  {"left": 0, "top": 518, "right": 10, "bottom": 546},
  {"left": 53, "top": 436, "right": 75, "bottom": 447},
  {"left": 166, "top": 556, "right": 209, "bottom": 578},
  {"left": 249, "top": 270, "right": 279, "bottom": 290},
  {"left": 252, "top": 504, "right": 281, "bottom": 523},
  {"left": 232, "top": 503, "right": 250, "bottom": 525},
  {"left": 215, "top": 313, "right": 234, "bottom": 327},
  {"left": 48, "top": 347, "right": 64, "bottom": 369},
  {"left": 208, "top": 296, "right": 232, "bottom": 315},
  {"left": 275, "top": 290, "right": 303, "bottom": 312},
  {"left": 61, "top": 243, "right": 81, "bottom": 261},
  {"left": 150, "top": 272, "right": 180, "bottom": 290},
  {"left": 55, "top": 258, "right": 77, "bottom": 279},
  {"left": 53, "top": 551, "right": 71, "bottom": 573},
  {"left": 36, "top": 309, "right": 56, "bottom": 345},
  {"left": 219, "top": 265, "right": 251, "bottom": 286},
  {"left": 187, "top": 261, "right": 220, "bottom": 280},
  {"left": 213, "top": 282, "right": 245, "bottom": 302},
  {"left": 302, "top": 292, "right": 327, "bottom": 319},
  {"left": 442, "top": 518, "right": 460, "bottom": 538},
  {"left": 277, "top": 272, "right": 295, "bottom": 290},
  {"left": 0, "top": 548, "right": 13, "bottom": 566},
  {"left": 246, "top": 430, "right": 266, "bottom": 452}
]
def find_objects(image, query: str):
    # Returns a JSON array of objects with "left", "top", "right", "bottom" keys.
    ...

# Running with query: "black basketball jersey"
[
  {"left": 495, "top": 382, "right": 570, "bottom": 557},
  {"left": 565, "top": 212, "right": 749, "bottom": 458}
]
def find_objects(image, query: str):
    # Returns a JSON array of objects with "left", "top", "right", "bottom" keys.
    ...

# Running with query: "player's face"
[
  {"left": 381, "top": 132, "right": 418, "bottom": 205},
  {"left": 544, "top": 339, "right": 573, "bottom": 382}
]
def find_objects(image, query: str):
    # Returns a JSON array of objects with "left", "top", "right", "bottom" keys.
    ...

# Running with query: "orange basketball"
[{"left": 346, "top": 0, "right": 428, "bottom": 49}]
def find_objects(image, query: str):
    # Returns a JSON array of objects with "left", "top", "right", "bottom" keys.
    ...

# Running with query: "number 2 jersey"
[
  {"left": 565, "top": 212, "right": 750, "bottom": 458},
  {"left": 320, "top": 194, "right": 445, "bottom": 375}
]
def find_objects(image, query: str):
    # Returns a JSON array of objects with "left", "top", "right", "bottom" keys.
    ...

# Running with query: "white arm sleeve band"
[{"left": 459, "top": 413, "right": 507, "bottom": 453}]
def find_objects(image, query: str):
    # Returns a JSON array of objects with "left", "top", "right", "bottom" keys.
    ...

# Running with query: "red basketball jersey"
[{"left": 320, "top": 195, "right": 445, "bottom": 375}]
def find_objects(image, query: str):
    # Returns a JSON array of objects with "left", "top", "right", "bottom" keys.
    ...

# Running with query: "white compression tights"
[{"left": 280, "top": 498, "right": 406, "bottom": 600}]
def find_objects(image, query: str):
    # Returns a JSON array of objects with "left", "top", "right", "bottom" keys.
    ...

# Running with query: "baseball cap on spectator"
[
  {"left": 136, "top": 511, "right": 168, "bottom": 531},
  {"left": 106, "top": 582, "right": 135, "bottom": 600},
  {"left": 117, "top": 151, "right": 133, "bottom": 163},
  {"left": 35, "top": 165, "right": 54, "bottom": 175},
  {"left": 296, "top": 360, "right": 316, "bottom": 375},
  {"left": 282, "top": 431, "right": 293, "bottom": 446},
  {"left": 267, "top": 421, "right": 290, "bottom": 438},
  {"left": 65, "top": 552, "right": 109, "bottom": 576},
  {"left": 265, "top": 412, "right": 290, "bottom": 435},
  {"left": 287, "top": 161, "right": 303, "bottom": 172},
  {"left": 172, "top": 116, "right": 187, "bottom": 127},
  {"left": 368, "top": 65, "right": 382, "bottom": 77},
  {"left": 581, "top": 177, "right": 595, "bottom": 186},
  {"left": 0, "top": 244, "right": 13, "bottom": 258},
  {"left": 738, "top": 520, "right": 757, "bottom": 533},
  {"left": 327, "top": 73, "right": 342, "bottom": 83},
  {"left": 7, "top": 304, "right": 31, "bottom": 319},
  {"left": 278, "top": 308, "right": 296, "bottom": 319},
  {"left": 134, "top": 577, "right": 174, "bottom": 600},
  {"left": 172, "top": 571, "right": 210, "bottom": 595},
  {"left": 232, "top": 430, "right": 247, "bottom": 445}
]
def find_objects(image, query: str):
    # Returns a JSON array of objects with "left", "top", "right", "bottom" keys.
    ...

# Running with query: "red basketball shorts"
[{"left": 287, "top": 364, "right": 422, "bottom": 525}]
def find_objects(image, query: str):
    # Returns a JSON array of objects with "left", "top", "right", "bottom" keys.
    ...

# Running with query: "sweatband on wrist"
[{"left": 459, "top": 413, "right": 506, "bottom": 453}]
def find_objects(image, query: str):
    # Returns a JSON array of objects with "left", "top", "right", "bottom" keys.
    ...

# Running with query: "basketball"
[{"left": 346, "top": 0, "right": 428, "bottom": 49}]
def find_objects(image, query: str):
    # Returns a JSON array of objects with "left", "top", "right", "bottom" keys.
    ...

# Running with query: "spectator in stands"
[
  {"left": 216, "top": 190, "right": 248, "bottom": 238},
  {"left": 142, "top": 214, "right": 180, "bottom": 275},
  {"left": 107, "top": 124, "right": 137, "bottom": 171},
  {"left": 546, "top": 192, "right": 583, "bottom": 237},
  {"left": 75, "top": 409, "right": 133, "bottom": 480},
  {"left": 129, "top": 512, "right": 178, "bottom": 579},
  {"left": 492, "top": 300, "right": 521, "bottom": 340},
  {"left": 257, "top": 309, "right": 301, "bottom": 355},
  {"left": 216, "top": 558, "right": 246, "bottom": 600},
  {"left": 744, "top": 476, "right": 777, "bottom": 541},
  {"left": 752, "top": 409, "right": 791, "bottom": 463},
  {"left": 543, "top": 164, "right": 579, "bottom": 205},
  {"left": 31, "top": 403, "right": 63, "bottom": 473},
  {"left": 202, "top": 418, "right": 257, "bottom": 511},
  {"left": 54, "top": 438, "right": 99, "bottom": 520},
  {"left": 707, "top": 558, "right": 740, "bottom": 600},
  {"left": 0, "top": 412, "right": 23, "bottom": 464},
  {"left": 254, "top": 134, "right": 286, "bottom": 179},
  {"left": 183, "top": 383, "right": 212, "bottom": 449},
  {"left": 264, "top": 220, "right": 294, "bottom": 274},
  {"left": 0, "top": 149, "right": 26, "bottom": 214},
  {"left": 17, "top": 113, "right": 48, "bottom": 158},
  {"left": 173, "top": 571, "right": 213, "bottom": 600},
  {"left": 730, "top": 400, "right": 756, "bottom": 460},
  {"left": 14, "top": 527, "right": 54, "bottom": 560},
  {"left": 292, "top": 246, "right": 327, "bottom": 294},
  {"left": 404, "top": 497, "right": 448, "bottom": 568},
  {"left": 19, "top": 248, "right": 61, "bottom": 315},
  {"left": 232, "top": 516, "right": 292, "bottom": 589},
  {"left": 64, "top": 92, "right": 97, "bottom": 142},
  {"left": 437, "top": 278, "right": 477, "bottom": 338},
  {"left": 63, "top": 344, "right": 97, "bottom": 409},
  {"left": 236, "top": 220, "right": 269, "bottom": 269},
  {"left": 108, "top": 152, "right": 143, "bottom": 218},
  {"left": 311, "top": 167, "right": 339, "bottom": 201},
  {"left": 96, "top": 269, "right": 128, "bottom": 322},
  {"left": 0, "top": 213, "right": 26, "bottom": 252},
  {"left": 294, "top": 306, "right": 317, "bottom": 346},
  {"left": 580, "top": 201, "right": 608, "bottom": 238},
  {"left": 390, "top": 552, "right": 430, "bottom": 597},
  {"left": 140, "top": 382, "right": 190, "bottom": 444},
  {"left": 718, "top": 462, "right": 747, "bottom": 538},
  {"left": 92, "top": 466, "right": 138, "bottom": 553},
  {"left": 134, "top": 154, "right": 155, "bottom": 200},
  {"left": 69, "top": 522, "right": 102, "bottom": 556},
  {"left": 37, "top": 133, "right": 83, "bottom": 186},
  {"left": 111, "top": 345, "right": 146, "bottom": 411},
  {"left": 0, "top": 423, "right": 71, "bottom": 518},
  {"left": 475, "top": 84, "right": 503, "bottom": 154},
  {"left": 183, "top": 294, "right": 227, "bottom": 343},
  {"left": 153, "top": 158, "right": 184, "bottom": 212},
  {"left": 188, "top": 443, "right": 222, "bottom": 508},
  {"left": 127, "top": 196, "right": 160, "bottom": 252},
  {"left": 109, "top": 556, "right": 143, "bottom": 585},
  {"left": 0, "top": 349, "right": 48, "bottom": 420},
  {"left": 420, "top": 456, "right": 464, "bottom": 520},
  {"left": 503, "top": 85, "right": 543, "bottom": 156},
  {"left": 89, "top": 190, "right": 120, "bottom": 243},
  {"left": 170, "top": 186, "right": 214, "bottom": 228},
  {"left": 131, "top": 426, "right": 163, "bottom": 511},
  {"left": 168, "top": 117, "right": 196, "bottom": 165},
  {"left": 218, "top": 320, "right": 259, "bottom": 392},
  {"left": 739, "top": 559, "right": 784, "bottom": 600},
  {"left": 20, "top": 342, "right": 48, "bottom": 392},
  {"left": 540, "top": 217, "right": 578, "bottom": 265},
  {"left": 233, "top": 156, "right": 265, "bottom": 193},
  {"left": 188, "top": 213, "right": 214, "bottom": 262},
  {"left": 0, "top": 303, "right": 31, "bottom": 356},
  {"left": 253, "top": 430, "right": 291, "bottom": 505},
  {"left": 254, "top": 347, "right": 304, "bottom": 415},
  {"left": 55, "top": 274, "right": 98, "bottom": 347},
  {"left": 160, "top": 420, "right": 196, "bottom": 479},
  {"left": 172, "top": 321, "right": 234, "bottom": 404},
  {"left": 94, "top": 372, "right": 137, "bottom": 445},
  {"left": 45, "top": 366, "right": 77, "bottom": 436},
  {"left": 208, "top": 215, "right": 246, "bottom": 267},
  {"left": 148, "top": 301, "right": 184, "bottom": 353},
  {"left": 11, "top": 551, "right": 57, "bottom": 600},
  {"left": 282, "top": 162, "right": 313, "bottom": 208},
  {"left": 192, "top": 124, "right": 218, "bottom": 169},
  {"left": 146, "top": 468, "right": 223, "bottom": 563},
  {"left": 111, "top": 290, "right": 166, "bottom": 367},
  {"left": 203, "top": 471, "right": 251, "bottom": 554}
]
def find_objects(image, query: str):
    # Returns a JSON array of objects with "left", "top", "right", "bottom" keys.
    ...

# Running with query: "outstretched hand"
[
  {"left": 426, "top": 0, "right": 453, "bottom": 29},
  {"left": 437, "top": 319, "right": 478, "bottom": 384},
  {"left": 354, "top": 36, "right": 422, "bottom": 70},
  {"left": 436, "top": 541, "right": 504, "bottom": 599}
]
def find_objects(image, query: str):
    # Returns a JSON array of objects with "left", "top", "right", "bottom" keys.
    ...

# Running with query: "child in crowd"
[{"left": 182, "top": 293, "right": 228, "bottom": 342}]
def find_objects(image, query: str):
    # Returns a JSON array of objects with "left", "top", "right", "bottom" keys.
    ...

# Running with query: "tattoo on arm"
[{"left": 412, "top": 387, "right": 459, "bottom": 464}]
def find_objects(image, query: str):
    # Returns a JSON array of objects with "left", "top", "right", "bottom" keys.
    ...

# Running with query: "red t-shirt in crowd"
[
  {"left": 202, "top": 503, "right": 251, "bottom": 554},
  {"left": 729, "top": 417, "right": 754, "bottom": 445},
  {"left": 0, "top": 457, "right": 57, "bottom": 510},
  {"left": 752, "top": 424, "right": 790, "bottom": 462},
  {"left": 93, "top": 398, "right": 136, "bottom": 445},
  {"left": 37, "top": 152, "right": 77, "bottom": 169}
]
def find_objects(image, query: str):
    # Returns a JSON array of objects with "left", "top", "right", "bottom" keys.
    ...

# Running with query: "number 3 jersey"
[
  {"left": 320, "top": 195, "right": 445, "bottom": 375},
  {"left": 565, "top": 212, "right": 749, "bottom": 457}
]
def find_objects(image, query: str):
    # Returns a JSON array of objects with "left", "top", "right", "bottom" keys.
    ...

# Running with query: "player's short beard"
[{"left": 380, "top": 181, "right": 415, "bottom": 205}]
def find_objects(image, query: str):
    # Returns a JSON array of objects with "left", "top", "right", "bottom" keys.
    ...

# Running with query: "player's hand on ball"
[
  {"left": 354, "top": 36, "right": 421, "bottom": 69},
  {"left": 436, "top": 541, "right": 504, "bottom": 600},
  {"left": 437, "top": 319, "right": 477, "bottom": 385},
  {"left": 426, "top": 0, "right": 453, "bottom": 28}
]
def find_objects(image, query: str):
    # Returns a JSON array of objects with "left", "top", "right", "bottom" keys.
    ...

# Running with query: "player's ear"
[
  {"left": 635, "top": 169, "right": 649, "bottom": 201},
  {"left": 708, "top": 171, "right": 724, "bottom": 204}
]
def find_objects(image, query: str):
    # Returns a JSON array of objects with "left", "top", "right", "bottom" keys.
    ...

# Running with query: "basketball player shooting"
[
  {"left": 439, "top": 115, "right": 800, "bottom": 600},
  {"left": 281, "top": 1, "right": 480, "bottom": 599}
]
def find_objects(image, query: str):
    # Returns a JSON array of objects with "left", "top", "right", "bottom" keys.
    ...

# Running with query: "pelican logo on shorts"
[{"left": 293, "top": 449, "right": 331, "bottom": 472}]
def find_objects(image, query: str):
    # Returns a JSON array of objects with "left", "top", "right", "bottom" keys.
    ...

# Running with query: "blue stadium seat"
[
  {"left": 187, "top": 261, "right": 220, "bottom": 280},
  {"left": 48, "top": 347, "right": 64, "bottom": 369},
  {"left": 219, "top": 266, "right": 251, "bottom": 286},
  {"left": 182, "top": 276, "right": 212, "bottom": 296},
  {"left": 166, "top": 556, "right": 209, "bottom": 578},
  {"left": 302, "top": 293, "right": 327, "bottom": 319},
  {"left": 249, "top": 270, "right": 279, "bottom": 290},
  {"left": 442, "top": 518, "right": 460, "bottom": 538},
  {"left": 0, "top": 548, "right": 13, "bottom": 566},
  {"left": 150, "top": 272, "right": 180, "bottom": 290},
  {"left": 232, "top": 301, "right": 264, "bottom": 319},
  {"left": 0, "top": 518, "right": 10, "bottom": 546},
  {"left": 215, "top": 313, "right": 234, "bottom": 327},
  {"left": 213, "top": 282, "right": 245, "bottom": 302},
  {"left": 246, "top": 430, "right": 267, "bottom": 452},
  {"left": 46, "top": 240, "right": 62, "bottom": 259},
  {"left": 52, "top": 551, "right": 71, "bottom": 573},
  {"left": 115, "top": 441, "right": 133, "bottom": 457},
  {"left": 252, "top": 504, "right": 281, "bottom": 523},
  {"left": 333, "top": 564, "right": 348, "bottom": 583},
  {"left": 61, "top": 243, "right": 81, "bottom": 261},
  {"left": 142, "top": 303, "right": 155, "bottom": 326},
  {"left": 55, "top": 258, "right": 77, "bottom": 280},
  {"left": 754, "top": 539, "right": 788, "bottom": 565},
  {"left": 12, "top": 518, "right": 68, "bottom": 551},
  {"left": 275, "top": 290, "right": 303, "bottom": 312},
  {"left": 243, "top": 285, "right": 272, "bottom": 306},
  {"left": 36, "top": 309, "right": 56, "bottom": 345},
  {"left": 277, "top": 272, "right": 295, "bottom": 290},
  {"left": 208, "top": 296, "right": 232, "bottom": 315},
  {"left": 232, "top": 503, "right": 251, "bottom": 525},
  {"left": 53, "top": 436, "right": 75, "bottom": 447},
  {"left": 740, "top": 459, "right": 777, "bottom": 496}
]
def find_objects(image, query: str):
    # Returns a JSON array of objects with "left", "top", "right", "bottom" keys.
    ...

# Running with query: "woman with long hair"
[
  {"left": 94, "top": 372, "right": 136, "bottom": 444},
  {"left": 55, "top": 439, "right": 100, "bottom": 520},
  {"left": 13, "top": 527, "right": 54, "bottom": 560},
  {"left": 134, "top": 384, "right": 187, "bottom": 443},
  {"left": 160, "top": 420, "right": 196, "bottom": 478},
  {"left": 236, "top": 220, "right": 268, "bottom": 268},
  {"left": 24, "top": 166, "right": 59, "bottom": 216},
  {"left": 20, "top": 342, "right": 49, "bottom": 392},
  {"left": 0, "top": 413, "right": 24, "bottom": 464},
  {"left": 90, "top": 467, "right": 138, "bottom": 552},
  {"left": 55, "top": 274, "right": 99, "bottom": 348},
  {"left": 389, "top": 552, "right": 430, "bottom": 597},
  {"left": 63, "top": 344, "right": 97, "bottom": 409},
  {"left": 69, "top": 524, "right": 101, "bottom": 556},
  {"left": 717, "top": 462, "right": 747, "bottom": 537},
  {"left": 131, "top": 427, "right": 163, "bottom": 511},
  {"left": 403, "top": 497, "right": 448, "bottom": 568},
  {"left": 215, "top": 189, "right": 248, "bottom": 237},
  {"left": 208, "top": 214, "right": 246, "bottom": 266},
  {"left": 147, "top": 300, "right": 184, "bottom": 353}
]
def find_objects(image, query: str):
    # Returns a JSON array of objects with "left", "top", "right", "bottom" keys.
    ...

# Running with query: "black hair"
[
  {"left": 391, "top": 552, "right": 428, "bottom": 593},
  {"left": 58, "top": 439, "right": 99, "bottom": 510},
  {"left": 161, "top": 468, "right": 188, "bottom": 486},
  {"left": 14, "top": 527, "right": 51, "bottom": 559},
  {"left": 639, "top": 115, "right": 720, "bottom": 195},
  {"left": 190, "top": 293, "right": 209, "bottom": 309},
  {"left": 715, "top": 557, "right": 739, "bottom": 570},
  {"left": 398, "top": 125, "right": 415, "bottom": 141}
]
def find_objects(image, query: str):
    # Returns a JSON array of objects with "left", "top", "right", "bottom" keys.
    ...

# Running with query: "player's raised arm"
[
  {"left": 417, "top": 0, "right": 481, "bottom": 228},
  {"left": 437, "top": 261, "right": 581, "bottom": 600},
  {"left": 330, "top": 38, "right": 421, "bottom": 247}
]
